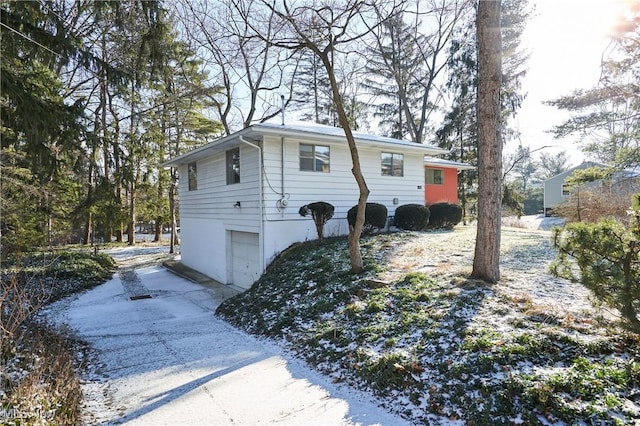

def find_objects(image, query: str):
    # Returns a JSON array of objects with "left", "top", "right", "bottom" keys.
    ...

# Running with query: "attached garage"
[{"left": 229, "top": 231, "right": 261, "bottom": 290}]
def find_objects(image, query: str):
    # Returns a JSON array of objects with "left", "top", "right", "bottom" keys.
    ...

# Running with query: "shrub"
[
  {"left": 347, "top": 203, "right": 388, "bottom": 234},
  {"left": 553, "top": 167, "right": 639, "bottom": 223},
  {"left": 299, "top": 201, "right": 335, "bottom": 242},
  {"left": 393, "top": 204, "right": 430, "bottom": 231},
  {"left": 427, "top": 203, "right": 463, "bottom": 229},
  {"left": 550, "top": 214, "right": 640, "bottom": 334}
]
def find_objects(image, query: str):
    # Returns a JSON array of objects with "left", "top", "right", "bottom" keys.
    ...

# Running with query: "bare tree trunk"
[
  {"left": 99, "top": 66, "right": 113, "bottom": 243},
  {"left": 83, "top": 156, "right": 94, "bottom": 245},
  {"left": 127, "top": 79, "right": 137, "bottom": 247},
  {"left": 83, "top": 95, "right": 102, "bottom": 245},
  {"left": 169, "top": 172, "right": 177, "bottom": 254},
  {"left": 320, "top": 51, "right": 369, "bottom": 273},
  {"left": 106, "top": 85, "right": 123, "bottom": 243},
  {"left": 154, "top": 103, "right": 168, "bottom": 242},
  {"left": 472, "top": 0, "right": 502, "bottom": 283},
  {"left": 128, "top": 180, "right": 135, "bottom": 245}
]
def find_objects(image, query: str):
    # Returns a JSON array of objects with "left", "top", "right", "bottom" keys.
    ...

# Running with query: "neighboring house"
[
  {"left": 544, "top": 161, "right": 604, "bottom": 215},
  {"left": 165, "top": 121, "right": 466, "bottom": 289},
  {"left": 542, "top": 161, "right": 640, "bottom": 216},
  {"left": 424, "top": 157, "right": 475, "bottom": 205}
]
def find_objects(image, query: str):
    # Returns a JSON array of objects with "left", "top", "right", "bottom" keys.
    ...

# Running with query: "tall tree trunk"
[
  {"left": 107, "top": 86, "right": 123, "bottom": 243},
  {"left": 128, "top": 181, "right": 135, "bottom": 245},
  {"left": 472, "top": 0, "right": 503, "bottom": 283},
  {"left": 127, "top": 80, "right": 137, "bottom": 246},
  {"left": 169, "top": 169, "right": 178, "bottom": 254},
  {"left": 83, "top": 98, "right": 102, "bottom": 245},
  {"left": 100, "top": 70, "right": 113, "bottom": 243},
  {"left": 83, "top": 157, "right": 94, "bottom": 245}
]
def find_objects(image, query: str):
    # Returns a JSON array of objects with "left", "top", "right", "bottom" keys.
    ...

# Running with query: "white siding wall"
[
  {"left": 543, "top": 163, "right": 600, "bottom": 214},
  {"left": 177, "top": 145, "right": 262, "bottom": 284},
  {"left": 261, "top": 135, "right": 425, "bottom": 222},
  {"left": 178, "top": 145, "right": 261, "bottom": 229},
  {"left": 543, "top": 173, "right": 567, "bottom": 213},
  {"left": 259, "top": 135, "right": 426, "bottom": 265}
]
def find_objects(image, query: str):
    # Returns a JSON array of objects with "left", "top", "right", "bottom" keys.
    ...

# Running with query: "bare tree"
[
  {"left": 175, "top": 0, "right": 295, "bottom": 132},
  {"left": 237, "top": 0, "right": 402, "bottom": 272},
  {"left": 538, "top": 150, "right": 570, "bottom": 179},
  {"left": 472, "top": 0, "right": 503, "bottom": 283},
  {"left": 366, "top": 0, "right": 471, "bottom": 142}
]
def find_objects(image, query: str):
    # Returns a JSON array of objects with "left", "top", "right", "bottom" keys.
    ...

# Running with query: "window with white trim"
[
  {"left": 299, "top": 143, "right": 330, "bottom": 172},
  {"left": 226, "top": 147, "right": 240, "bottom": 184},
  {"left": 188, "top": 162, "right": 197, "bottom": 191},
  {"left": 381, "top": 152, "right": 404, "bottom": 176}
]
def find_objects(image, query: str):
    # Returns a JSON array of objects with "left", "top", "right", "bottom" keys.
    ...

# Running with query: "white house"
[{"left": 164, "top": 121, "right": 450, "bottom": 289}]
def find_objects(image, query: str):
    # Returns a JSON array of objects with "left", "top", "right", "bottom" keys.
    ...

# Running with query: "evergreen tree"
[
  {"left": 437, "top": 0, "right": 531, "bottom": 218},
  {"left": 365, "top": 1, "right": 470, "bottom": 143},
  {"left": 1, "top": 1, "right": 87, "bottom": 251},
  {"left": 145, "top": 35, "right": 222, "bottom": 247},
  {"left": 364, "top": 12, "right": 421, "bottom": 139},
  {"left": 292, "top": 39, "right": 334, "bottom": 124},
  {"left": 1, "top": 0, "right": 177, "bottom": 251}
]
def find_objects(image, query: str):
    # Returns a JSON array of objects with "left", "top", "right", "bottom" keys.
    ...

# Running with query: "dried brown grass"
[
  {"left": 2, "top": 323, "right": 83, "bottom": 425},
  {"left": 2, "top": 270, "right": 84, "bottom": 425}
]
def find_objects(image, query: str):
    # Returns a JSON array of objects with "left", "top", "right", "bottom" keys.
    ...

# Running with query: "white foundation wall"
[{"left": 179, "top": 217, "right": 228, "bottom": 284}]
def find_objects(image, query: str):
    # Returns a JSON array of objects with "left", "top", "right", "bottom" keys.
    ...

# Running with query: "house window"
[
  {"left": 562, "top": 183, "right": 571, "bottom": 196},
  {"left": 381, "top": 152, "right": 404, "bottom": 176},
  {"left": 425, "top": 168, "right": 444, "bottom": 185},
  {"left": 226, "top": 147, "right": 240, "bottom": 184},
  {"left": 300, "top": 143, "right": 330, "bottom": 172},
  {"left": 188, "top": 162, "right": 197, "bottom": 191}
]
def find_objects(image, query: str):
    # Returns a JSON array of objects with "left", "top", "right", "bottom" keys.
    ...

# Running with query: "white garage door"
[{"left": 230, "top": 231, "right": 261, "bottom": 289}]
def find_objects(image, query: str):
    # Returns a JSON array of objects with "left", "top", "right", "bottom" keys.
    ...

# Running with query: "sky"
[{"left": 515, "top": 0, "right": 633, "bottom": 166}]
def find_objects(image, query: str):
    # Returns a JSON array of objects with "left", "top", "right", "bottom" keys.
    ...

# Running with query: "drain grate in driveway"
[
  {"left": 119, "top": 268, "right": 153, "bottom": 301},
  {"left": 130, "top": 294, "right": 152, "bottom": 300}
]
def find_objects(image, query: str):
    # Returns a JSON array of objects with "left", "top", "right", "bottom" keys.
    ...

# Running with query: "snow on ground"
[
  {"left": 45, "top": 249, "right": 410, "bottom": 425},
  {"left": 45, "top": 216, "right": 619, "bottom": 425}
]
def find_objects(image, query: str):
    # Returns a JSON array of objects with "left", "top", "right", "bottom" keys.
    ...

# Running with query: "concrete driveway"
[{"left": 47, "top": 260, "right": 408, "bottom": 425}]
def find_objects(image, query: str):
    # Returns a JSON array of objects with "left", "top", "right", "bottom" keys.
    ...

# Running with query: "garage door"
[{"left": 230, "top": 231, "right": 261, "bottom": 289}]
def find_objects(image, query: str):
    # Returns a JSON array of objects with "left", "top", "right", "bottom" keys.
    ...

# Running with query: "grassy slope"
[{"left": 217, "top": 230, "right": 640, "bottom": 425}]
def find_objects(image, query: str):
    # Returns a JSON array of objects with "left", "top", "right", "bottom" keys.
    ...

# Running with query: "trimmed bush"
[
  {"left": 347, "top": 203, "right": 388, "bottom": 234},
  {"left": 299, "top": 201, "right": 335, "bottom": 242},
  {"left": 427, "top": 202, "right": 462, "bottom": 230},
  {"left": 393, "top": 204, "right": 431, "bottom": 231}
]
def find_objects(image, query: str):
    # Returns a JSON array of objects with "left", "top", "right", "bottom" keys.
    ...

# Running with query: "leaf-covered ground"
[
  {"left": 216, "top": 226, "right": 640, "bottom": 425},
  {"left": 1, "top": 250, "right": 117, "bottom": 425},
  {"left": 1, "top": 250, "right": 116, "bottom": 305}
]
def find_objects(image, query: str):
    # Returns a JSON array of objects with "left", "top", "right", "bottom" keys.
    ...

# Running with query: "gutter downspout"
[
  {"left": 281, "top": 137, "right": 285, "bottom": 199},
  {"left": 239, "top": 135, "right": 265, "bottom": 275}
]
